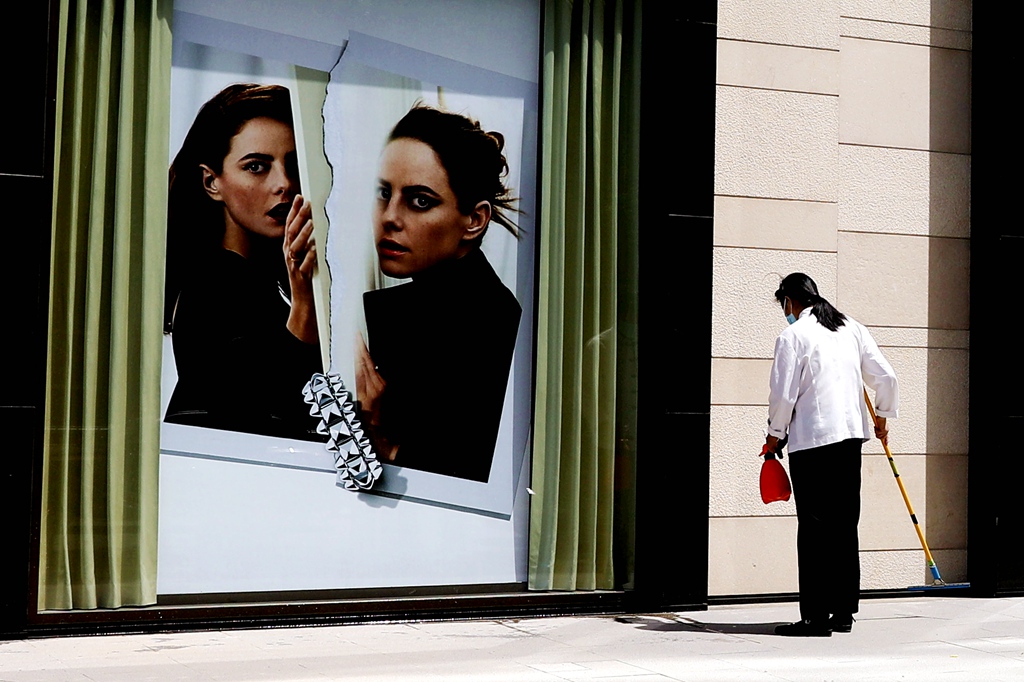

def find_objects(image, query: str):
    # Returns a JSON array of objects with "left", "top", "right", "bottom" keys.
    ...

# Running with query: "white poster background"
[{"left": 157, "top": 1, "right": 538, "bottom": 595}]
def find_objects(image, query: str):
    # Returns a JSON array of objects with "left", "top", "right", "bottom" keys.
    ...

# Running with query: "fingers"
[
  {"left": 283, "top": 195, "right": 302, "bottom": 246},
  {"left": 287, "top": 233, "right": 315, "bottom": 272},
  {"left": 359, "top": 336, "right": 385, "bottom": 389},
  {"left": 284, "top": 195, "right": 313, "bottom": 254},
  {"left": 290, "top": 214, "right": 314, "bottom": 251},
  {"left": 356, "top": 333, "right": 378, "bottom": 379},
  {"left": 284, "top": 194, "right": 301, "bottom": 236},
  {"left": 354, "top": 344, "right": 368, "bottom": 397},
  {"left": 284, "top": 196, "right": 316, "bottom": 271},
  {"left": 298, "top": 243, "right": 317, "bottom": 276},
  {"left": 356, "top": 332, "right": 371, "bottom": 365},
  {"left": 354, "top": 333, "right": 386, "bottom": 414}
]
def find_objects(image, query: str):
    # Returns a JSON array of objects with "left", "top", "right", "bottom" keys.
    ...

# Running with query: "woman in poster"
[
  {"left": 163, "top": 83, "right": 323, "bottom": 440},
  {"left": 357, "top": 105, "right": 521, "bottom": 482}
]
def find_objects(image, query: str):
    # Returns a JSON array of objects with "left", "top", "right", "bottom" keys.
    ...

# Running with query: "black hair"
[
  {"left": 388, "top": 104, "right": 518, "bottom": 239},
  {"left": 164, "top": 83, "right": 295, "bottom": 331},
  {"left": 774, "top": 272, "right": 847, "bottom": 332}
]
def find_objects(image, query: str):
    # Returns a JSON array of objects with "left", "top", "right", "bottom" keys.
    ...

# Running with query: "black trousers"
[{"left": 788, "top": 438, "right": 863, "bottom": 621}]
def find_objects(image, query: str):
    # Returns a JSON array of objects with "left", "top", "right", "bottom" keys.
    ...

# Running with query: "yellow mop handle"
[{"left": 863, "top": 389, "right": 944, "bottom": 585}]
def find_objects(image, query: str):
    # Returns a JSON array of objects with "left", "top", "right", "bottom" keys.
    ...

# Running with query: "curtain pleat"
[
  {"left": 39, "top": 0, "right": 171, "bottom": 610},
  {"left": 529, "top": 0, "right": 641, "bottom": 591}
]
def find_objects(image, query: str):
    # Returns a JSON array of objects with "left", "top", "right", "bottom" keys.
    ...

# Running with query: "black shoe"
[
  {"left": 775, "top": 619, "right": 832, "bottom": 637},
  {"left": 828, "top": 614, "right": 855, "bottom": 633}
]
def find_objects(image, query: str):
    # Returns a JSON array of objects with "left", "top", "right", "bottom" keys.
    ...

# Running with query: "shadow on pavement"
[{"left": 615, "top": 615, "right": 785, "bottom": 636}]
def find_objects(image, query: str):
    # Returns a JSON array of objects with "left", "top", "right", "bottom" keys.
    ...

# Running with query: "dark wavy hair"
[
  {"left": 388, "top": 104, "right": 519, "bottom": 239},
  {"left": 774, "top": 272, "right": 847, "bottom": 332},
  {"left": 163, "top": 83, "right": 295, "bottom": 331}
]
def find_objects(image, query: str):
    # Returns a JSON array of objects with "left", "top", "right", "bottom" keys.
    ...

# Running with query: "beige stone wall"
[{"left": 709, "top": 0, "right": 971, "bottom": 596}]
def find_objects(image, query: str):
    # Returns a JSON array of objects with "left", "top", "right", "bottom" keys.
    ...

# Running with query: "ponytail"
[{"left": 808, "top": 295, "right": 846, "bottom": 332}]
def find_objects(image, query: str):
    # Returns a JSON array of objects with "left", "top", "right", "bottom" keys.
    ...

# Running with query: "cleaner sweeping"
[{"left": 762, "top": 273, "right": 899, "bottom": 637}]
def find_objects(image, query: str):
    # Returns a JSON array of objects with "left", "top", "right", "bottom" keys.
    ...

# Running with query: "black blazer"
[
  {"left": 363, "top": 249, "right": 521, "bottom": 482},
  {"left": 165, "top": 249, "right": 324, "bottom": 441}
]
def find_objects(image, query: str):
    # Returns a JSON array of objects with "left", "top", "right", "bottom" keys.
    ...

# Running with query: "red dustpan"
[{"left": 759, "top": 445, "right": 792, "bottom": 503}]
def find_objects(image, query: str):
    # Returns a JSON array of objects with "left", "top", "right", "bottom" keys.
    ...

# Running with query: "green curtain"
[
  {"left": 39, "top": 0, "right": 172, "bottom": 610},
  {"left": 529, "top": 0, "right": 641, "bottom": 591}
]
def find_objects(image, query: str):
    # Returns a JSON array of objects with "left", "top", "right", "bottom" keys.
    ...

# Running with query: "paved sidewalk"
[{"left": 2, "top": 597, "right": 1023, "bottom": 681}]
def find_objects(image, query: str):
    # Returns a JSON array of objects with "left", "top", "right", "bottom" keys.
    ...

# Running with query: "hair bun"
[{"left": 486, "top": 130, "right": 505, "bottom": 153}]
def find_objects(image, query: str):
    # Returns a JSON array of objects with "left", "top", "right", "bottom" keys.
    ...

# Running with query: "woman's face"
[
  {"left": 202, "top": 116, "right": 298, "bottom": 239},
  {"left": 374, "top": 138, "right": 480, "bottom": 278}
]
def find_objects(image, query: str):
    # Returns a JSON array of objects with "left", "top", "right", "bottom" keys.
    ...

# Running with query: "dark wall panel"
[
  {"left": 968, "top": 9, "right": 1023, "bottom": 596},
  {"left": 633, "top": 3, "right": 716, "bottom": 607},
  {"left": 0, "top": 1, "right": 51, "bottom": 177},
  {"left": 634, "top": 411, "right": 710, "bottom": 606},
  {"left": 644, "top": 215, "right": 713, "bottom": 415},
  {"left": 0, "top": 407, "right": 36, "bottom": 630},
  {"left": 0, "top": 174, "right": 50, "bottom": 633},
  {"left": 0, "top": 1, "right": 55, "bottom": 635},
  {"left": 0, "top": 175, "right": 52, "bottom": 408},
  {"left": 640, "top": 12, "right": 717, "bottom": 219}
]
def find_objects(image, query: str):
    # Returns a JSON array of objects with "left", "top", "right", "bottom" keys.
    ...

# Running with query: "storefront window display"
[
  {"left": 35, "top": 0, "right": 657, "bottom": 623},
  {"left": 156, "top": 1, "right": 539, "bottom": 597}
]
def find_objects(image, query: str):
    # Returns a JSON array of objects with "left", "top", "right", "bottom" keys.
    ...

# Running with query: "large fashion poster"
[{"left": 157, "top": 1, "right": 538, "bottom": 595}]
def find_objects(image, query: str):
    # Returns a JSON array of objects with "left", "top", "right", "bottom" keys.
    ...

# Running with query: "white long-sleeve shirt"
[{"left": 768, "top": 308, "right": 898, "bottom": 453}]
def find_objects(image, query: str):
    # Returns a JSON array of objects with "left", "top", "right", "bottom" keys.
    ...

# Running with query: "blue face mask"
[{"left": 782, "top": 297, "right": 797, "bottom": 324}]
